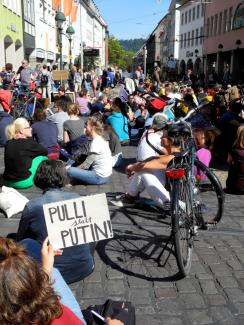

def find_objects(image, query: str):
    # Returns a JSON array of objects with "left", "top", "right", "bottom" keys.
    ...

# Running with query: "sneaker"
[{"left": 110, "top": 193, "right": 137, "bottom": 207}]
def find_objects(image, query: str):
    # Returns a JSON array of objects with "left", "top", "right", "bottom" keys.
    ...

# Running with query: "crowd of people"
[{"left": 0, "top": 59, "right": 243, "bottom": 323}]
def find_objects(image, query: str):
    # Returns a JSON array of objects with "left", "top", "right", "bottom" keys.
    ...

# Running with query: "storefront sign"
[{"left": 233, "top": 1, "right": 244, "bottom": 30}]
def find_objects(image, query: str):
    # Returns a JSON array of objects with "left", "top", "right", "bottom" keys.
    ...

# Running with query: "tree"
[{"left": 108, "top": 36, "right": 134, "bottom": 71}]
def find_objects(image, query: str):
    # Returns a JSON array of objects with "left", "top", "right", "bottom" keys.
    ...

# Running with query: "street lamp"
[
  {"left": 55, "top": 11, "right": 66, "bottom": 70},
  {"left": 66, "top": 25, "right": 75, "bottom": 70}
]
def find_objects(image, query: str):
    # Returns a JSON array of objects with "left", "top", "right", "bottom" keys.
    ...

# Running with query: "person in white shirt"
[{"left": 67, "top": 114, "right": 112, "bottom": 184}]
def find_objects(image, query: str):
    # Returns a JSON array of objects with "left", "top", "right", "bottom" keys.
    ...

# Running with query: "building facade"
[
  {"left": 0, "top": 0, "right": 23, "bottom": 70},
  {"left": 22, "top": 0, "right": 35, "bottom": 63},
  {"left": 177, "top": 0, "right": 205, "bottom": 77},
  {"left": 204, "top": 0, "right": 244, "bottom": 83}
]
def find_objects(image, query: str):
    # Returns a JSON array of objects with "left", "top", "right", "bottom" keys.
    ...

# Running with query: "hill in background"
[{"left": 119, "top": 38, "right": 146, "bottom": 53}]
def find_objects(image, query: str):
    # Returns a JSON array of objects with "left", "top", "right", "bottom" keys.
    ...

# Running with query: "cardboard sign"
[
  {"left": 52, "top": 70, "right": 69, "bottom": 81},
  {"left": 43, "top": 193, "right": 113, "bottom": 249}
]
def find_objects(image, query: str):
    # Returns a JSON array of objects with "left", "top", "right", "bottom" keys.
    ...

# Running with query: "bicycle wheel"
[
  {"left": 194, "top": 159, "right": 224, "bottom": 225},
  {"left": 171, "top": 177, "right": 194, "bottom": 277}
]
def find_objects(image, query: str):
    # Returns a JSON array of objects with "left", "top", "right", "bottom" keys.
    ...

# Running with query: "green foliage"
[
  {"left": 108, "top": 36, "right": 134, "bottom": 71},
  {"left": 119, "top": 38, "right": 146, "bottom": 53}
]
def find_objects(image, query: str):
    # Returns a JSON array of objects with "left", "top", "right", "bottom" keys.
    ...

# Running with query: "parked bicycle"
[{"left": 163, "top": 102, "right": 225, "bottom": 277}]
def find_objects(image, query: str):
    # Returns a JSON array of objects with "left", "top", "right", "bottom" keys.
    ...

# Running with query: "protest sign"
[{"left": 43, "top": 193, "right": 113, "bottom": 249}]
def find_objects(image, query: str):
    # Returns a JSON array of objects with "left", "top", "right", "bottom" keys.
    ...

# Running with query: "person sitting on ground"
[
  {"left": 106, "top": 97, "right": 130, "bottom": 144},
  {"left": 17, "top": 159, "right": 94, "bottom": 284},
  {"left": 76, "top": 89, "right": 91, "bottom": 116},
  {"left": 225, "top": 125, "right": 244, "bottom": 194},
  {"left": 2, "top": 118, "right": 47, "bottom": 189},
  {"left": 63, "top": 103, "right": 85, "bottom": 146},
  {"left": 67, "top": 114, "right": 112, "bottom": 185},
  {"left": 0, "top": 104, "right": 13, "bottom": 146},
  {"left": 47, "top": 97, "right": 69, "bottom": 145},
  {"left": 90, "top": 94, "right": 108, "bottom": 115},
  {"left": 111, "top": 128, "right": 180, "bottom": 209},
  {"left": 104, "top": 124, "right": 123, "bottom": 168},
  {"left": 0, "top": 237, "right": 123, "bottom": 325},
  {"left": 32, "top": 108, "right": 59, "bottom": 159},
  {"left": 193, "top": 128, "right": 212, "bottom": 182}
]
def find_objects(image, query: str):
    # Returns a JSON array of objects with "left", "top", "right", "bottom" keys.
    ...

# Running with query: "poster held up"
[{"left": 43, "top": 193, "right": 113, "bottom": 249}]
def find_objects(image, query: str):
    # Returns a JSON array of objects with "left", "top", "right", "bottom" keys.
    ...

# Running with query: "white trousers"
[{"left": 127, "top": 170, "right": 170, "bottom": 208}]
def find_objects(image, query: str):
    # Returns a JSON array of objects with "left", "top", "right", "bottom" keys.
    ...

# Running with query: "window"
[
  {"left": 210, "top": 16, "right": 214, "bottom": 37},
  {"left": 206, "top": 17, "right": 210, "bottom": 37},
  {"left": 214, "top": 14, "right": 218, "bottom": 36},
  {"left": 228, "top": 7, "right": 233, "bottom": 32},
  {"left": 181, "top": 13, "right": 184, "bottom": 25},
  {"left": 200, "top": 27, "right": 203, "bottom": 44},
  {"left": 219, "top": 12, "right": 222, "bottom": 35},
  {"left": 191, "top": 30, "right": 194, "bottom": 46},
  {"left": 201, "top": 3, "right": 204, "bottom": 17},
  {"left": 185, "top": 11, "right": 188, "bottom": 24},
  {"left": 195, "top": 28, "right": 199, "bottom": 46},
  {"left": 180, "top": 34, "right": 183, "bottom": 48},
  {"left": 189, "top": 9, "right": 191, "bottom": 22},
  {"left": 197, "top": 5, "right": 200, "bottom": 19},
  {"left": 223, "top": 9, "right": 227, "bottom": 33},
  {"left": 188, "top": 31, "right": 190, "bottom": 47},
  {"left": 184, "top": 33, "right": 186, "bottom": 48},
  {"left": 192, "top": 7, "right": 195, "bottom": 20}
]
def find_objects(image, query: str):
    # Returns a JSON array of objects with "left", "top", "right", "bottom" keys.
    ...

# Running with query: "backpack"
[
  {"left": 82, "top": 299, "right": 136, "bottom": 325},
  {"left": 41, "top": 73, "right": 49, "bottom": 85},
  {"left": 86, "top": 73, "right": 92, "bottom": 83}
]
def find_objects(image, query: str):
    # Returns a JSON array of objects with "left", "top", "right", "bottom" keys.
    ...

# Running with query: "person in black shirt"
[{"left": 3, "top": 117, "right": 48, "bottom": 189}]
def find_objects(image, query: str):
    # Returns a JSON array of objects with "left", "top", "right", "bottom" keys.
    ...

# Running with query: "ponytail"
[{"left": 5, "top": 118, "right": 28, "bottom": 140}]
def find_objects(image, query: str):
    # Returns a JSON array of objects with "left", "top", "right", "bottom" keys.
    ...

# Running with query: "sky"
[{"left": 95, "top": 0, "right": 171, "bottom": 40}]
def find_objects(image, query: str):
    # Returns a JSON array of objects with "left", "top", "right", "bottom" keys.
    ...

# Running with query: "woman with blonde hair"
[
  {"left": 226, "top": 125, "right": 244, "bottom": 194},
  {"left": 63, "top": 103, "right": 84, "bottom": 145},
  {"left": 2, "top": 117, "right": 47, "bottom": 189}
]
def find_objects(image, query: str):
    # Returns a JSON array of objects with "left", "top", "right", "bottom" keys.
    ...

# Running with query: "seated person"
[
  {"left": 31, "top": 108, "right": 59, "bottom": 158},
  {"left": 0, "top": 105, "right": 13, "bottom": 146},
  {"left": 47, "top": 97, "right": 69, "bottom": 144},
  {"left": 104, "top": 124, "right": 123, "bottom": 168},
  {"left": 17, "top": 159, "right": 94, "bottom": 284},
  {"left": 76, "top": 89, "right": 91, "bottom": 116},
  {"left": 106, "top": 97, "right": 130, "bottom": 144},
  {"left": 63, "top": 103, "right": 85, "bottom": 150},
  {"left": 225, "top": 125, "right": 244, "bottom": 194},
  {"left": 111, "top": 132, "right": 179, "bottom": 208},
  {"left": 90, "top": 94, "right": 108, "bottom": 115},
  {"left": 67, "top": 114, "right": 112, "bottom": 185},
  {"left": 2, "top": 118, "right": 47, "bottom": 189}
]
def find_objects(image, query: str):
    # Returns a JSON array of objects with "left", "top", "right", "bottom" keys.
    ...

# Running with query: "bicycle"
[{"left": 164, "top": 102, "right": 225, "bottom": 277}]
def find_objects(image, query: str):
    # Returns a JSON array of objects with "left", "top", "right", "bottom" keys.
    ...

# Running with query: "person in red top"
[{"left": 0, "top": 237, "right": 124, "bottom": 325}]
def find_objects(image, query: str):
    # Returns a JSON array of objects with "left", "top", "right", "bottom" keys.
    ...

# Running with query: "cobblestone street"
[{"left": 1, "top": 145, "right": 244, "bottom": 325}]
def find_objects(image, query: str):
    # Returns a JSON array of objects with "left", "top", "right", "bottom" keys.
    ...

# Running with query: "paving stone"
[
  {"left": 186, "top": 310, "right": 213, "bottom": 325},
  {"left": 153, "top": 280, "right": 174, "bottom": 288},
  {"left": 176, "top": 279, "right": 197, "bottom": 293},
  {"left": 136, "top": 316, "right": 159, "bottom": 325},
  {"left": 217, "top": 277, "right": 239, "bottom": 289},
  {"left": 136, "top": 305, "right": 156, "bottom": 315},
  {"left": 209, "top": 263, "right": 232, "bottom": 276},
  {"left": 210, "top": 306, "right": 237, "bottom": 324},
  {"left": 190, "top": 261, "right": 208, "bottom": 274},
  {"left": 127, "top": 276, "right": 150, "bottom": 288},
  {"left": 82, "top": 283, "right": 105, "bottom": 298},
  {"left": 199, "top": 280, "right": 218, "bottom": 295},
  {"left": 233, "top": 302, "right": 244, "bottom": 315},
  {"left": 154, "top": 287, "right": 177, "bottom": 299},
  {"left": 130, "top": 289, "right": 152, "bottom": 305},
  {"left": 106, "top": 269, "right": 124, "bottom": 280},
  {"left": 195, "top": 273, "right": 214, "bottom": 280},
  {"left": 226, "top": 258, "right": 243, "bottom": 271},
  {"left": 201, "top": 254, "right": 221, "bottom": 265},
  {"left": 207, "top": 294, "right": 227, "bottom": 306},
  {"left": 224, "top": 288, "right": 244, "bottom": 302},
  {"left": 157, "top": 316, "right": 183, "bottom": 325},
  {"left": 156, "top": 299, "right": 182, "bottom": 316},
  {"left": 106, "top": 280, "right": 126, "bottom": 296},
  {"left": 86, "top": 272, "right": 102, "bottom": 283},
  {"left": 180, "top": 293, "right": 206, "bottom": 309}
]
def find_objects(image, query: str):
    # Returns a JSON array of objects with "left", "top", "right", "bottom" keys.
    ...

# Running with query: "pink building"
[{"left": 203, "top": 0, "right": 244, "bottom": 83}]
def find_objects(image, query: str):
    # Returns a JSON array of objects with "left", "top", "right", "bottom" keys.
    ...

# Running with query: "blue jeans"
[
  {"left": 20, "top": 239, "right": 86, "bottom": 324},
  {"left": 68, "top": 167, "right": 109, "bottom": 185}
]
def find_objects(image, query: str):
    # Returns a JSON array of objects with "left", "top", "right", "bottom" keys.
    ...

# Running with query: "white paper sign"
[{"left": 43, "top": 193, "right": 113, "bottom": 249}]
